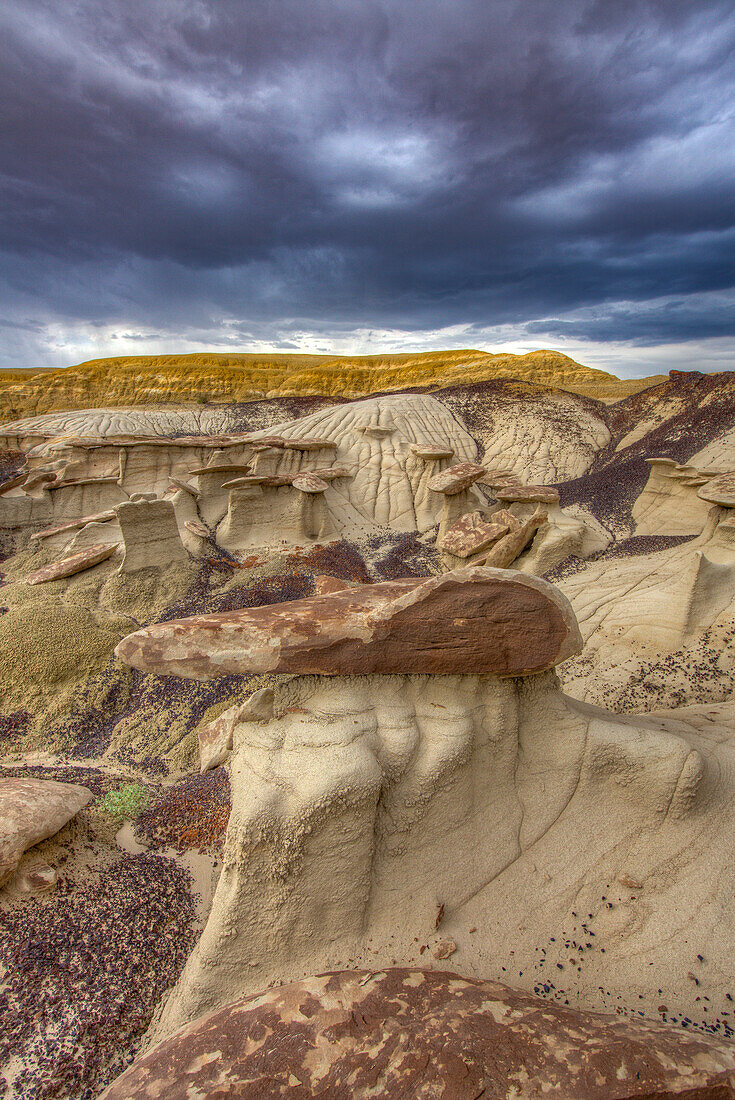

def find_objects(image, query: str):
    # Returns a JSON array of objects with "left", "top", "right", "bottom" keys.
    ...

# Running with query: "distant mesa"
[{"left": 0, "top": 348, "right": 667, "bottom": 425}]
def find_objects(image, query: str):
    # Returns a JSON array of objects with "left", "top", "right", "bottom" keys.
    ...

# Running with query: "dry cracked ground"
[{"left": 3, "top": 366, "right": 735, "bottom": 1097}]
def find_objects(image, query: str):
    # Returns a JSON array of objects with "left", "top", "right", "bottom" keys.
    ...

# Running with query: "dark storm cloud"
[{"left": 1, "top": 0, "right": 734, "bottom": 366}]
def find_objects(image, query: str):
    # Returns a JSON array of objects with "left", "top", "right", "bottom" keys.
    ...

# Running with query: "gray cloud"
[{"left": 1, "top": 0, "right": 734, "bottom": 369}]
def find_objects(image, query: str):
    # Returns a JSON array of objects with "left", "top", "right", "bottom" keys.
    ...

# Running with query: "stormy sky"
[{"left": 1, "top": 1, "right": 734, "bottom": 376}]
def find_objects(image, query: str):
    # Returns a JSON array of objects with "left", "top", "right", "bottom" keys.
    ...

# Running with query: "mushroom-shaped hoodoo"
[{"left": 428, "top": 462, "right": 489, "bottom": 540}]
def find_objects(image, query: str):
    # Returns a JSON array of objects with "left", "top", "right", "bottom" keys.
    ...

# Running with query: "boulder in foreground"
[
  {"left": 100, "top": 968, "right": 735, "bottom": 1100},
  {"left": 0, "top": 778, "right": 92, "bottom": 884},
  {"left": 114, "top": 567, "right": 583, "bottom": 679}
]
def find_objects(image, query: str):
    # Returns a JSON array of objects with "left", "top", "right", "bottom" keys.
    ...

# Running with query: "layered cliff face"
[{"left": 0, "top": 347, "right": 663, "bottom": 423}]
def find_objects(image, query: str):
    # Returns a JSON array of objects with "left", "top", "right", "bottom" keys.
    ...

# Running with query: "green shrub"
[{"left": 98, "top": 782, "right": 148, "bottom": 822}]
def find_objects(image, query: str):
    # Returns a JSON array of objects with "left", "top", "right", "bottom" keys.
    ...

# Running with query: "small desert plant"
[{"left": 98, "top": 782, "right": 148, "bottom": 822}]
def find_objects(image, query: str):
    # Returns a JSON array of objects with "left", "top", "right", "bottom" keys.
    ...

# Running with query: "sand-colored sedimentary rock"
[
  {"left": 241, "top": 395, "right": 479, "bottom": 534},
  {"left": 632, "top": 459, "right": 719, "bottom": 536},
  {"left": 0, "top": 778, "right": 92, "bottom": 884},
  {"left": 115, "top": 568, "right": 583, "bottom": 679},
  {"left": 116, "top": 499, "right": 188, "bottom": 573},
  {"left": 30, "top": 509, "right": 117, "bottom": 542},
  {"left": 102, "top": 969, "right": 735, "bottom": 1100},
  {"left": 560, "top": 507, "right": 735, "bottom": 709},
  {"left": 112, "top": 569, "right": 735, "bottom": 1038},
  {"left": 144, "top": 659, "right": 729, "bottom": 1035}
]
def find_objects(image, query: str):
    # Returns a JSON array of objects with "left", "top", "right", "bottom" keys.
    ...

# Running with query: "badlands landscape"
[{"left": 4, "top": 351, "right": 735, "bottom": 1098}]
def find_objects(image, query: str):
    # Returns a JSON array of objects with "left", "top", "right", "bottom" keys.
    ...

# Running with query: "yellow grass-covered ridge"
[{"left": 0, "top": 349, "right": 664, "bottom": 422}]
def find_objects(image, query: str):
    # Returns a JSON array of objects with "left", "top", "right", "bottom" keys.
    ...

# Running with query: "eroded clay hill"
[
  {"left": 3, "top": 365, "right": 735, "bottom": 1099},
  {"left": 0, "top": 347, "right": 664, "bottom": 423}
]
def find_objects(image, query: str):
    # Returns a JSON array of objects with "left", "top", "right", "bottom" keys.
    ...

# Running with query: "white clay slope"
[
  {"left": 152, "top": 668, "right": 735, "bottom": 1043},
  {"left": 439, "top": 388, "right": 611, "bottom": 483},
  {"left": 244, "top": 394, "right": 480, "bottom": 533}
]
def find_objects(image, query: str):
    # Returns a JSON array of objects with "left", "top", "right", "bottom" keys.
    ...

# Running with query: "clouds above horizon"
[{"left": 1, "top": 0, "right": 734, "bottom": 375}]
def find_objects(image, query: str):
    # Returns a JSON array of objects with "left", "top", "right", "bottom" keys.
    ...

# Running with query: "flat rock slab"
[
  {"left": 26, "top": 542, "right": 118, "bottom": 584},
  {"left": 30, "top": 509, "right": 117, "bottom": 540},
  {"left": 411, "top": 445, "right": 455, "bottom": 459},
  {"left": 282, "top": 438, "right": 337, "bottom": 451},
  {"left": 698, "top": 472, "right": 735, "bottom": 506},
  {"left": 496, "top": 485, "right": 561, "bottom": 503},
  {"left": 311, "top": 466, "right": 353, "bottom": 480},
  {"left": 221, "top": 475, "right": 267, "bottom": 488},
  {"left": 115, "top": 567, "right": 582, "bottom": 678},
  {"left": 427, "top": 462, "right": 486, "bottom": 495},
  {"left": 440, "top": 510, "right": 509, "bottom": 558},
  {"left": 292, "top": 473, "right": 329, "bottom": 493},
  {"left": 100, "top": 968, "right": 735, "bottom": 1100},
  {"left": 184, "top": 520, "right": 210, "bottom": 538},
  {"left": 168, "top": 477, "right": 200, "bottom": 497},
  {"left": 189, "top": 464, "right": 253, "bottom": 475},
  {"left": 0, "top": 778, "right": 92, "bottom": 884}
]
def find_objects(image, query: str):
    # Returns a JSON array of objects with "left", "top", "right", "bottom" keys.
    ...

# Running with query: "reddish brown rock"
[
  {"left": 184, "top": 520, "right": 210, "bottom": 538},
  {"left": 0, "top": 778, "right": 92, "bottom": 884},
  {"left": 427, "top": 462, "right": 486, "bottom": 495},
  {"left": 220, "top": 475, "right": 268, "bottom": 489},
  {"left": 223, "top": 474, "right": 294, "bottom": 488},
  {"left": 495, "top": 485, "right": 561, "bottom": 504},
  {"left": 0, "top": 471, "right": 28, "bottom": 495},
  {"left": 479, "top": 472, "right": 522, "bottom": 489},
  {"left": 100, "top": 969, "right": 735, "bottom": 1100},
  {"left": 47, "top": 475, "right": 120, "bottom": 490},
  {"left": 26, "top": 542, "right": 118, "bottom": 584},
  {"left": 439, "top": 510, "right": 509, "bottom": 558},
  {"left": 114, "top": 567, "right": 582, "bottom": 679},
  {"left": 15, "top": 862, "right": 58, "bottom": 893},
  {"left": 292, "top": 472, "right": 329, "bottom": 493},
  {"left": 698, "top": 472, "right": 735, "bottom": 506},
  {"left": 30, "top": 509, "right": 117, "bottom": 541},
  {"left": 481, "top": 507, "right": 547, "bottom": 568},
  {"left": 313, "top": 574, "right": 351, "bottom": 595}
]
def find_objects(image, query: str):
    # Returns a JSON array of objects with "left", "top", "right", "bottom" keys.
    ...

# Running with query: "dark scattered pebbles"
[{"left": 0, "top": 853, "right": 196, "bottom": 1100}]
